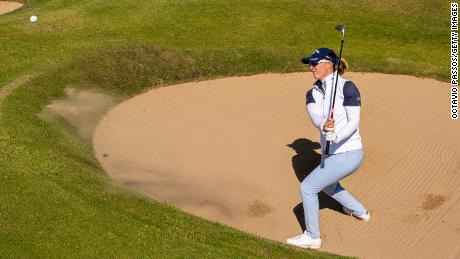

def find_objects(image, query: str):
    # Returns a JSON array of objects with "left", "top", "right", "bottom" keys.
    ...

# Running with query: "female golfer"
[{"left": 287, "top": 48, "right": 370, "bottom": 249}]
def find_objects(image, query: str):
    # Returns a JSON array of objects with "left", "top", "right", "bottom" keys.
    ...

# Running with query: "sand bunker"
[
  {"left": 93, "top": 72, "right": 460, "bottom": 259},
  {"left": 0, "top": 1, "right": 22, "bottom": 15}
]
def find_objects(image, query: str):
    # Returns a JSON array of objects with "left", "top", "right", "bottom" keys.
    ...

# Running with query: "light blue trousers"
[{"left": 300, "top": 149, "right": 366, "bottom": 239}]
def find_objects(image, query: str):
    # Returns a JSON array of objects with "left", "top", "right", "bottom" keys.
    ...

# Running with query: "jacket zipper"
[
  {"left": 322, "top": 94, "right": 325, "bottom": 119},
  {"left": 316, "top": 83, "right": 326, "bottom": 119}
]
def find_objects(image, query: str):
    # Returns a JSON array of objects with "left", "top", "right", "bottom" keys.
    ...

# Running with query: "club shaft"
[{"left": 325, "top": 38, "right": 344, "bottom": 156}]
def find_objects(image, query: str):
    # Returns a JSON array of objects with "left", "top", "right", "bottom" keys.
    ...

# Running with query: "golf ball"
[{"left": 30, "top": 15, "right": 38, "bottom": 23}]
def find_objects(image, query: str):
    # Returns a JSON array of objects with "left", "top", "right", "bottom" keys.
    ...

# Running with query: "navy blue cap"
[{"left": 301, "top": 48, "right": 338, "bottom": 65}]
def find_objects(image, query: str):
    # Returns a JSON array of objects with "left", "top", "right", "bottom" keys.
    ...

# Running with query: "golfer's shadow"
[{"left": 287, "top": 138, "right": 342, "bottom": 232}]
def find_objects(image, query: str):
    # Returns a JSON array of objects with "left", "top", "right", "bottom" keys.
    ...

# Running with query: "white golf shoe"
[
  {"left": 286, "top": 231, "right": 321, "bottom": 249},
  {"left": 343, "top": 207, "right": 371, "bottom": 221}
]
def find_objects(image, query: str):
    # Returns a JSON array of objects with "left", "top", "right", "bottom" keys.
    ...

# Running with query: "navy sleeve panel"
[
  {"left": 343, "top": 81, "right": 361, "bottom": 106},
  {"left": 313, "top": 80, "right": 324, "bottom": 94},
  {"left": 306, "top": 89, "right": 315, "bottom": 104}
]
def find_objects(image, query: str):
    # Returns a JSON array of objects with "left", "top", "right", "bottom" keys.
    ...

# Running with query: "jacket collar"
[
  {"left": 322, "top": 72, "right": 334, "bottom": 84},
  {"left": 313, "top": 80, "right": 324, "bottom": 95},
  {"left": 313, "top": 72, "right": 338, "bottom": 95}
]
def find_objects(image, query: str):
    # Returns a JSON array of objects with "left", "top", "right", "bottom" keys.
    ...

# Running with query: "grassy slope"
[{"left": 0, "top": 0, "right": 449, "bottom": 257}]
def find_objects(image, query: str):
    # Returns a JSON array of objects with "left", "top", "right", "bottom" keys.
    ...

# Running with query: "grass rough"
[{"left": 0, "top": 0, "right": 449, "bottom": 257}]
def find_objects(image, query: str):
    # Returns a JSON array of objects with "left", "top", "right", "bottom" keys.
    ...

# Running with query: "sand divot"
[
  {"left": 93, "top": 72, "right": 460, "bottom": 259},
  {"left": 421, "top": 192, "right": 447, "bottom": 211}
]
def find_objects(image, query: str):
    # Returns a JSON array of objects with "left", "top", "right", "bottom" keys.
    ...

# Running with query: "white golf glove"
[{"left": 325, "top": 131, "right": 338, "bottom": 143}]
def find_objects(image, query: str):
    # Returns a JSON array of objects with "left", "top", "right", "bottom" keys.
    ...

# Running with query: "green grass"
[{"left": 0, "top": 0, "right": 449, "bottom": 257}]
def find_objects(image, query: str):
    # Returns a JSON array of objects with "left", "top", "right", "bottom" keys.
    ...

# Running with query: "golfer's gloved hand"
[
  {"left": 323, "top": 118, "right": 335, "bottom": 133},
  {"left": 325, "top": 131, "right": 338, "bottom": 143}
]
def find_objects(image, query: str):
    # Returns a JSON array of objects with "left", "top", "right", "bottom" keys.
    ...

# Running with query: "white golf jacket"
[{"left": 306, "top": 72, "right": 363, "bottom": 155}]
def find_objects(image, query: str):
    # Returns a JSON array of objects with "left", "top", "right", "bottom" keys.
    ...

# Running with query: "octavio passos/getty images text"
[{"left": 451, "top": 3, "right": 458, "bottom": 119}]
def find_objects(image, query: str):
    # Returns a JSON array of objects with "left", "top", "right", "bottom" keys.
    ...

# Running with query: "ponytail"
[{"left": 336, "top": 58, "right": 348, "bottom": 75}]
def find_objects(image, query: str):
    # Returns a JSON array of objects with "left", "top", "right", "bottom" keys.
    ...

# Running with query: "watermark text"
[
  {"left": 452, "top": 3, "right": 458, "bottom": 30},
  {"left": 453, "top": 87, "right": 458, "bottom": 119},
  {"left": 452, "top": 4, "right": 459, "bottom": 120}
]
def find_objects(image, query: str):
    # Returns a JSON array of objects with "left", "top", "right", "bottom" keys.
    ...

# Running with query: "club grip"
[{"left": 325, "top": 141, "right": 331, "bottom": 156}]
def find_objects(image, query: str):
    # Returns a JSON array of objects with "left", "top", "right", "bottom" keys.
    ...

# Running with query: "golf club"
[{"left": 325, "top": 25, "right": 345, "bottom": 156}]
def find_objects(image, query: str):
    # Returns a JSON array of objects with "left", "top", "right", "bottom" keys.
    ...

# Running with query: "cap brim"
[
  {"left": 301, "top": 57, "right": 310, "bottom": 64},
  {"left": 302, "top": 57, "right": 323, "bottom": 65}
]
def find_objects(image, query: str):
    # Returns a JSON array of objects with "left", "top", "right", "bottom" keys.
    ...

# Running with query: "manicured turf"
[{"left": 0, "top": 0, "right": 448, "bottom": 257}]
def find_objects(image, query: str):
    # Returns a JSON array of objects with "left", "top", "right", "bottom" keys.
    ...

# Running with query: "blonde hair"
[{"left": 337, "top": 58, "right": 348, "bottom": 75}]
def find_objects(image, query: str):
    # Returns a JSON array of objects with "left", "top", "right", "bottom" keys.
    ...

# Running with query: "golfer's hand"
[
  {"left": 325, "top": 131, "right": 338, "bottom": 143},
  {"left": 323, "top": 118, "right": 335, "bottom": 132}
]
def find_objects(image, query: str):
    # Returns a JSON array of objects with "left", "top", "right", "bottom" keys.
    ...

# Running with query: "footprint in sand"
[
  {"left": 389, "top": 207, "right": 427, "bottom": 224},
  {"left": 248, "top": 200, "right": 272, "bottom": 218},
  {"left": 389, "top": 193, "right": 447, "bottom": 224},
  {"left": 421, "top": 193, "right": 447, "bottom": 211},
  {"left": 393, "top": 192, "right": 447, "bottom": 224}
]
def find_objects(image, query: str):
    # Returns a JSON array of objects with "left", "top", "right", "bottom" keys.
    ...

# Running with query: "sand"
[
  {"left": 0, "top": 1, "right": 22, "bottom": 15},
  {"left": 92, "top": 72, "right": 460, "bottom": 259}
]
